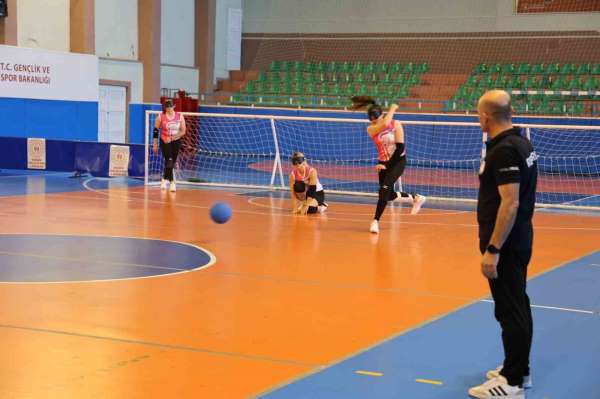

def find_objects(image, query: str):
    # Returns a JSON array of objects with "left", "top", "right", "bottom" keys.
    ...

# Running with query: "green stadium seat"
[
  {"left": 419, "top": 63, "right": 430, "bottom": 73},
  {"left": 292, "top": 61, "right": 304, "bottom": 72},
  {"left": 304, "top": 82, "right": 317, "bottom": 94},
  {"left": 465, "top": 75, "right": 478, "bottom": 87},
  {"left": 269, "top": 72, "right": 281, "bottom": 82},
  {"left": 477, "top": 75, "right": 493, "bottom": 88},
  {"left": 353, "top": 73, "right": 365, "bottom": 83},
  {"left": 394, "top": 74, "right": 406, "bottom": 85},
  {"left": 488, "top": 63, "right": 501, "bottom": 74},
  {"left": 551, "top": 76, "right": 567, "bottom": 90},
  {"left": 403, "top": 62, "right": 415, "bottom": 74},
  {"left": 523, "top": 76, "right": 538, "bottom": 89},
  {"left": 357, "top": 84, "right": 368, "bottom": 96},
  {"left": 576, "top": 63, "right": 590, "bottom": 75},
  {"left": 257, "top": 71, "right": 268, "bottom": 82},
  {"left": 315, "top": 61, "right": 326, "bottom": 73},
  {"left": 408, "top": 74, "right": 421, "bottom": 85},
  {"left": 583, "top": 76, "right": 598, "bottom": 91},
  {"left": 364, "top": 62, "right": 376, "bottom": 74},
  {"left": 568, "top": 77, "right": 583, "bottom": 90},
  {"left": 494, "top": 75, "right": 508, "bottom": 88},
  {"left": 338, "top": 61, "right": 352, "bottom": 73},
  {"left": 377, "top": 63, "right": 388, "bottom": 74},
  {"left": 303, "top": 62, "right": 316, "bottom": 73},
  {"left": 397, "top": 86, "right": 409, "bottom": 98},
  {"left": 531, "top": 63, "right": 544, "bottom": 75},
  {"left": 592, "top": 63, "right": 600, "bottom": 74},
  {"left": 507, "top": 76, "right": 522, "bottom": 89},
  {"left": 270, "top": 61, "right": 282, "bottom": 72},
  {"left": 389, "top": 63, "right": 402, "bottom": 74},
  {"left": 567, "top": 102, "right": 585, "bottom": 115},
  {"left": 546, "top": 63, "right": 560, "bottom": 74},
  {"left": 290, "top": 71, "right": 303, "bottom": 82},
  {"left": 502, "top": 64, "right": 516, "bottom": 74},
  {"left": 381, "top": 73, "right": 392, "bottom": 84},
  {"left": 329, "top": 83, "right": 341, "bottom": 96},
  {"left": 516, "top": 63, "right": 531, "bottom": 75},
  {"left": 370, "top": 85, "right": 381, "bottom": 97},
  {"left": 559, "top": 63, "right": 576, "bottom": 75},
  {"left": 352, "top": 61, "right": 364, "bottom": 73},
  {"left": 539, "top": 75, "right": 551, "bottom": 88},
  {"left": 474, "top": 63, "right": 487, "bottom": 74}
]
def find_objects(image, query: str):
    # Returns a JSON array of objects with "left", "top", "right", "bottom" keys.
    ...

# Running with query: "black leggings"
[
  {"left": 482, "top": 243, "right": 533, "bottom": 387},
  {"left": 160, "top": 139, "right": 181, "bottom": 181},
  {"left": 374, "top": 157, "right": 415, "bottom": 220}
]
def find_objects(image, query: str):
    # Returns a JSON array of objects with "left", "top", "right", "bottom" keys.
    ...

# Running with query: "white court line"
[{"left": 479, "top": 299, "right": 596, "bottom": 315}]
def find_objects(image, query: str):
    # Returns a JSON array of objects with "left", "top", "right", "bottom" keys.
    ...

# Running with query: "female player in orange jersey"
[{"left": 352, "top": 96, "right": 426, "bottom": 233}]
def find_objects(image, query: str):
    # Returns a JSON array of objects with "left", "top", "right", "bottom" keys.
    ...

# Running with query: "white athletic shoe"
[
  {"left": 487, "top": 366, "right": 532, "bottom": 389},
  {"left": 318, "top": 204, "right": 328, "bottom": 214},
  {"left": 369, "top": 220, "right": 379, "bottom": 234},
  {"left": 410, "top": 194, "right": 427, "bottom": 215},
  {"left": 160, "top": 179, "right": 168, "bottom": 190},
  {"left": 169, "top": 181, "right": 177, "bottom": 192},
  {"left": 469, "top": 376, "right": 524, "bottom": 399}
]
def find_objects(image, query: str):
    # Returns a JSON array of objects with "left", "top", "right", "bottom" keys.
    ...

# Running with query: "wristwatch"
[{"left": 487, "top": 244, "right": 501, "bottom": 254}]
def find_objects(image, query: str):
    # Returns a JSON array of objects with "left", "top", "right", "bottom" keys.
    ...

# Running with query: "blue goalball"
[{"left": 210, "top": 202, "right": 232, "bottom": 224}]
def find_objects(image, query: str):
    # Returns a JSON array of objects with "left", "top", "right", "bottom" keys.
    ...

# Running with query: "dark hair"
[
  {"left": 163, "top": 99, "right": 174, "bottom": 113},
  {"left": 291, "top": 151, "right": 305, "bottom": 165},
  {"left": 351, "top": 96, "right": 382, "bottom": 121}
]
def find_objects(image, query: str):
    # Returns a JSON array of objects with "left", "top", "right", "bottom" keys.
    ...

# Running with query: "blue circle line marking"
[{"left": 0, "top": 234, "right": 217, "bottom": 284}]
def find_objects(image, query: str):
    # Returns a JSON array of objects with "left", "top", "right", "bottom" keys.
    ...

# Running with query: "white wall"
[
  {"left": 160, "top": 0, "right": 198, "bottom": 93},
  {"left": 95, "top": 0, "right": 138, "bottom": 60},
  {"left": 161, "top": 66, "right": 199, "bottom": 94},
  {"left": 99, "top": 59, "right": 143, "bottom": 103},
  {"left": 161, "top": 0, "right": 195, "bottom": 66},
  {"left": 17, "top": 0, "right": 69, "bottom": 51},
  {"left": 215, "top": 0, "right": 243, "bottom": 82},
  {"left": 242, "top": 0, "right": 600, "bottom": 33}
]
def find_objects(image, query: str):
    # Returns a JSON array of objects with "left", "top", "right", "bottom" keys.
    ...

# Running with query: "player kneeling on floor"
[{"left": 289, "top": 152, "right": 328, "bottom": 215}]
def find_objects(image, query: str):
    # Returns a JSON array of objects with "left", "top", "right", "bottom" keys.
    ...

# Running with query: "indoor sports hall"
[{"left": 0, "top": 1, "right": 599, "bottom": 398}]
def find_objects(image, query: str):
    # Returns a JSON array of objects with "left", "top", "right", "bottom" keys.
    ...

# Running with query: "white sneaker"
[
  {"left": 487, "top": 366, "right": 532, "bottom": 389},
  {"left": 469, "top": 376, "right": 524, "bottom": 399},
  {"left": 369, "top": 220, "right": 379, "bottom": 234},
  {"left": 169, "top": 181, "right": 176, "bottom": 192},
  {"left": 160, "top": 179, "right": 168, "bottom": 190},
  {"left": 318, "top": 204, "right": 328, "bottom": 214},
  {"left": 410, "top": 194, "right": 426, "bottom": 215}
]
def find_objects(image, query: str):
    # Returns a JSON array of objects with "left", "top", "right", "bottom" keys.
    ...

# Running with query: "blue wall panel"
[{"left": 0, "top": 97, "right": 98, "bottom": 141}]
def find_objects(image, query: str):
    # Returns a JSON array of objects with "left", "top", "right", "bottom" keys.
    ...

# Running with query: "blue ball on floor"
[{"left": 210, "top": 202, "right": 232, "bottom": 224}]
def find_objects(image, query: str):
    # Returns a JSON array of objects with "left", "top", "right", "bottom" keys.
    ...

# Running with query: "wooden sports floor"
[{"left": 0, "top": 173, "right": 598, "bottom": 398}]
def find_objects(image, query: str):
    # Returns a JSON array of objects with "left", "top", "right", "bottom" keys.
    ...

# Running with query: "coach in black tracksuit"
[{"left": 476, "top": 90, "right": 538, "bottom": 390}]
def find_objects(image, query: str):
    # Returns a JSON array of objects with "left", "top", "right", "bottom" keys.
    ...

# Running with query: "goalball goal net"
[{"left": 145, "top": 111, "right": 600, "bottom": 210}]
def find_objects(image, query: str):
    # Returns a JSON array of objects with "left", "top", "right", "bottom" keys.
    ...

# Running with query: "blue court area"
[
  {"left": 0, "top": 170, "right": 143, "bottom": 197},
  {"left": 0, "top": 234, "right": 214, "bottom": 282},
  {"left": 261, "top": 252, "right": 600, "bottom": 399}
]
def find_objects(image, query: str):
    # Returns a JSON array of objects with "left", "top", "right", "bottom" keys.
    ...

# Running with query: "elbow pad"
[{"left": 153, "top": 128, "right": 159, "bottom": 139}]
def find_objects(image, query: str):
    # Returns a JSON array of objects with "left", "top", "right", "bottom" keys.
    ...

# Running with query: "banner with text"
[
  {"left": 27, "top": 138, "right": 46, "bottom": 169},
  {"left": 0, "top": 45, "right": 98, "bottom": 101},
  {"left": 109, "top": 145, "right": 130, "bottom": 177}
]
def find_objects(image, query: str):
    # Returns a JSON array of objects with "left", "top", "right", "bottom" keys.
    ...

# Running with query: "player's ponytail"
[{"left": 351, "top": 96, "right": 382, "bottom": 121}]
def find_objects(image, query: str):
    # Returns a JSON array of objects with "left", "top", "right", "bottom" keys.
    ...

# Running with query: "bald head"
[{"left": 478, "top": 90, "right": 512, "bottom": 123}]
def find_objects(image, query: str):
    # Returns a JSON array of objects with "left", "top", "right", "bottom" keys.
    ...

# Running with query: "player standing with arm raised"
[{"left": 351, "top": 96, "right": 426, "bottom": 234}]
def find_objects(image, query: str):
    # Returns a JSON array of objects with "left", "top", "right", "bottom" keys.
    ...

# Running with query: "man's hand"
[{"left": 481, "top": 251, "right": 499, "bottom": 279}]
